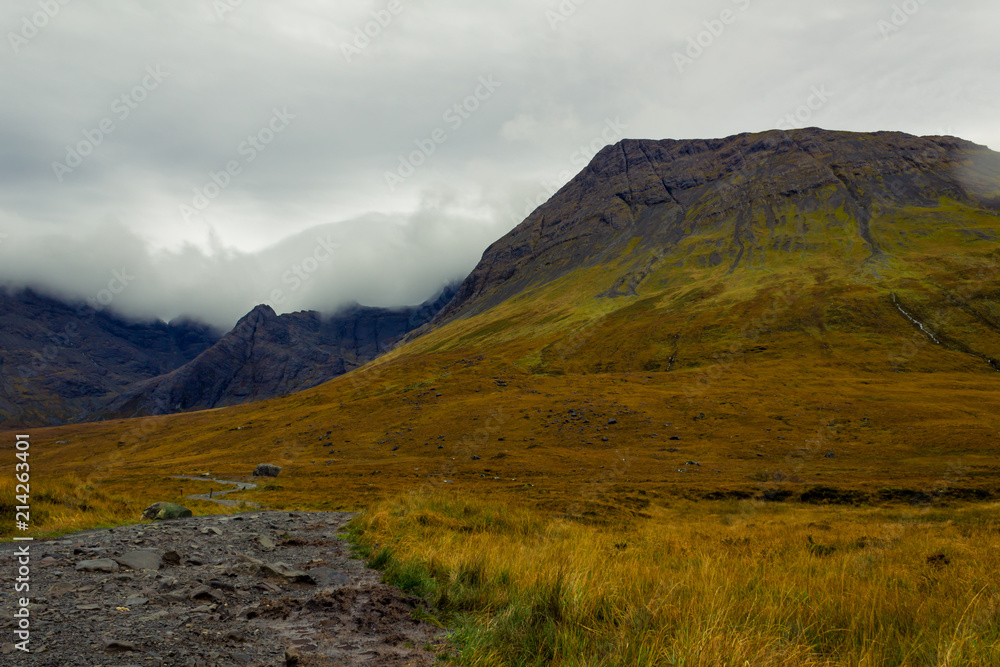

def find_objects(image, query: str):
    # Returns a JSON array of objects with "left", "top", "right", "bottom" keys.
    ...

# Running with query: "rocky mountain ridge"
[
  {"left": 105, "top": 285, "right": 458, "bottom": 419},
  {"left": 0, "top": 288, "right": 220, "bottom": 428},
  {"left": 0, "top": 285, "right": 457, "bottom": 426},
  {"left": 436, "top": 128, "right": 1000, "bottom": 323}
]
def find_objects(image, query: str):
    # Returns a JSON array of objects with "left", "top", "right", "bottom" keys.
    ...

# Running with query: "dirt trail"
[
  {"left": 0, "top": 511, "right": 443, "bottom": 666},
  {"left": 172, "top": 475, "right": 260, "bottom": 508}
]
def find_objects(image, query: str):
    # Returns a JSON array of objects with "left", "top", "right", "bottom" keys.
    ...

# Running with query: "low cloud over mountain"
[{"left": 0, "top": 204, "right": 498, "bottom": 329}]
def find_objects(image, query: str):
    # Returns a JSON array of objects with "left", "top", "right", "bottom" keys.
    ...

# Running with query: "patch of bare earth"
[{"left": 1, "top": 511, "right": 443, "bottom": 666}]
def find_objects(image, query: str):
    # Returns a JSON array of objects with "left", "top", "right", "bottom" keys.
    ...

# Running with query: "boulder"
[
  {"left": 141, "top": 502, "right": 193, "bottom": 521},
  {"left": 260, "top": 562, "right": 316, "bottom": 585},
  {"left": 253, "top": 464, "right": 282, "bottom": 478},
  {"left": 307, "top": 566, "right": 351, "bottom": 588},
  {"left": 115, "top": 550, "right": 163, "bottom": 571},
  {"left": 190, "top": 585, "right": 224, "bottom": 602},
  {"left": 104, "top": 640, "right": 138, "bottom": 653}
]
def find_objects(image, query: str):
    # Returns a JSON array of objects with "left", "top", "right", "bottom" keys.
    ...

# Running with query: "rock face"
[
  {"left": 103, "top": 284, "right": 459, "bottom": 419},
  {"left": 0, "top": 288, "right": 219, "bottom": 428},
  {"left": 435, "top": 129, "right": 1000, "bottom": 322},
  {"left": 142, "top": 502, "right": 194, "bottom": 521},
  {"left": 254, "top": 464, "right": 282, "bottom": 478},
  {"left": 0, "top": 511, "right": 441, "bottom": 665},
  {"left": 0, "top": 283, "right": 457, "bottom": 426}
]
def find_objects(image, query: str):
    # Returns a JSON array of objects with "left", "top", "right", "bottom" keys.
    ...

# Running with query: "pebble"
[{"left": 76, "top": 559, "right": 119, "bottom": 573}]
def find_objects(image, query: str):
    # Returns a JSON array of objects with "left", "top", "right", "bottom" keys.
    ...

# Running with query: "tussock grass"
[
  {"left": 351, "top": 494, "right": 1000, "bottom": 666},
  {"left": 0, "top": 475, "right": 139, "bottom": 538},
  {"left": 0, "top": 474, "right": 253, "bottom": 538}
]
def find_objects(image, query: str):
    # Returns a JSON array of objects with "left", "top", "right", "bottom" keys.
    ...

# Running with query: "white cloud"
[{"left": 501, "top": 113, "right": 539, "bottom": 143}]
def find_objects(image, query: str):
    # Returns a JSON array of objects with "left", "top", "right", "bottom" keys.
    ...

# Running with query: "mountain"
[
  {"left": 13, "top": 129, "right": 1000, "bottom": 667},
  {"left": 12, "top": 129, "right": 1000, "bottom": 522},
  {"left": 432, "top": 128, "right": 1000, "bottom": 375},
  {"left": 0, "top": 288, "right": 220, "bottom": 427},
  {"left": 103, "top": 285, "right": 458, "bottom": 418},
  {"left": 0, "top": 285, "right": 457, "bottom": 426}
]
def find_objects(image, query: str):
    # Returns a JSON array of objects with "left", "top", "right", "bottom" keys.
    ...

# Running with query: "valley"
[{"left": 3, "top": 128, "right": 1000, "bottom": 665}]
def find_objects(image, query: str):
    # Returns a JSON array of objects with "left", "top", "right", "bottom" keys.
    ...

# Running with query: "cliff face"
[
  {"left": 103, "top": 285, "right": 458, "bottom": 418},
  {"left": 0, "top": 288, "right": 220, "bottom": 427},
  {"left": 437, "top": 129, "right": 1000, "bottom": 322},
  {"left": 0, "top": 285, "right": 457, "bottom": 425}
]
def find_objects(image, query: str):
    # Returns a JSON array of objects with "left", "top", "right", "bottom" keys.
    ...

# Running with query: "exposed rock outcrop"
[
  {"left": 0, "top": 284, "right": 457, "bottom": 425},
  {"left": 435, "top": 129, "right": 1000, "bottom": 322},
  {"left": 104, "top": 284, "right": 457, "bottom": 418},
  {"left": 0, "top": 288, "right": 219, "bottom": 427}
]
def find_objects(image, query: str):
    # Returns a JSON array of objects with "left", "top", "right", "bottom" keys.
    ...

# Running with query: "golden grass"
[
  {"left": 351, "top": 493, "right": 1000, "bottom": 666},
  {"left": 3, "top": 359, "right": 1000, "bottom": 539},
  {"left": 0, "top": 473, "right": 253, "bottom": 538}
]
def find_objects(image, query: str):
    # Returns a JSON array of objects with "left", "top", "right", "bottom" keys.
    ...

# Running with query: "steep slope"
[
  {"left": 427, "top": 128, "right": 1000, "bottom": 376},
  {"left": 0, "top": 288, "right": 219, "bottom": 427},
  {"left": 104, "top": 285, "right": 457, "bottom": 417},
  {"left": 441, "top": 129, "right": 1000, "bottom": 318}
]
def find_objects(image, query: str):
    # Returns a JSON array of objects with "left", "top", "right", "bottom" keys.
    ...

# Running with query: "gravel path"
[
  {"left": 172, "top": 476, "right": 260, "bottom": 508},
  {"left": 1, "top": 511, "right": 442, "bottom": 666}
]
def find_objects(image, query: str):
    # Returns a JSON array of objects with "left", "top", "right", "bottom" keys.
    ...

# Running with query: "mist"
[{"left": 0, "top": 203, "right": 504, "bottom": 329}]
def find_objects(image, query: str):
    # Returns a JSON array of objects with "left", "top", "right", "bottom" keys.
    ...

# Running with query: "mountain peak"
[
  {"left": 244, "top": 303, "right": 277, "bottom": 320},
  {"left": 437, "top": 128, "right": 1000, "bottom": 321}
]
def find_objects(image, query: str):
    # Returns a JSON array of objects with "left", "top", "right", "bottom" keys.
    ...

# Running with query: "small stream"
[{"left": 892, "top": 294, "right": 940, "bottom": 344}]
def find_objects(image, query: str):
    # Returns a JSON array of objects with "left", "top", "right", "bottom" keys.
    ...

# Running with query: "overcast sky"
[{"left": 0, "top": 0, "right": 997, "bottom": 329}]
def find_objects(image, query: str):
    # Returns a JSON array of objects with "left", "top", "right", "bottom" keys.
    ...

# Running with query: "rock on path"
[{"left": 0, "top": 511, "right": 442, "bottom": 666}]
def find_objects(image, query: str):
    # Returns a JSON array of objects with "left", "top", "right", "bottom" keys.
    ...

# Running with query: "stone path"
[
  {"left": 1, "top": 511, "right": 443, "bottom": 666},
  {"left": 172, "top": 476, "right": 260, "bottom": 508}
]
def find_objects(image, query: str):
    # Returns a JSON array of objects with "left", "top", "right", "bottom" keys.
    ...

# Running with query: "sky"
[{"left": 0, "top": 0, "right": 997, "bottom": 330}]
